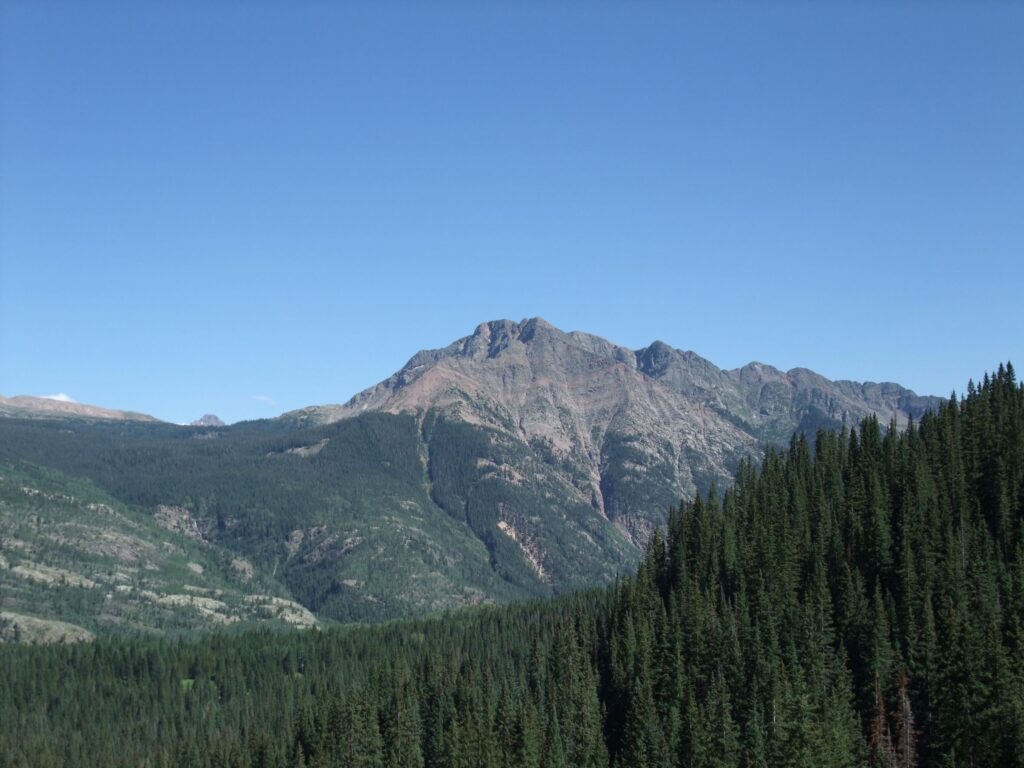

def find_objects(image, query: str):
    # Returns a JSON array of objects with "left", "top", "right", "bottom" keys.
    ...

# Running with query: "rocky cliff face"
[
  {"left": 190, "top": 414, "right": 226, "bottom": 427},
  {"left": 288, "top": 318, "right": 938, "bottom": 545}
]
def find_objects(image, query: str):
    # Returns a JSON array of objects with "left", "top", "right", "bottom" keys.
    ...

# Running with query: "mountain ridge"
[
  {"left": 0, "top": 395, "right": 160, "bottom": 423},
  {"left": 0, "top": 318, "right": 943, "bottom": 633},
  {"left": 2, "top": 319, "right": 937, "bottom": 432},
  {"left": 283, "top": 317, "right": 935, "bottom": 522},
  {"left": 285, "top": 317, "right": 936, "bottom": 427},
  {"left": 277, "top": 317, "right": 939, "bottom": 548}
]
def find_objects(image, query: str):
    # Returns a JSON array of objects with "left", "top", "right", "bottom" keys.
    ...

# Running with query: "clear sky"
[{"left": 1, "top": 2, "right": 1021, "bottom": 424}]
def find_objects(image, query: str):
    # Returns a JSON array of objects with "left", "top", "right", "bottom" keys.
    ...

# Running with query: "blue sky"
[{"left": 1, "top": 2, "right": 1021, "bottom": 424}]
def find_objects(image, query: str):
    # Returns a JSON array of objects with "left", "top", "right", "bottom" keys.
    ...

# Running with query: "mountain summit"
[
  {"left": 190, "top": 414, "right": 226, "bottom": 427},
  {"left": 289, "top": 317, "right": 937, "bottom": 541}
]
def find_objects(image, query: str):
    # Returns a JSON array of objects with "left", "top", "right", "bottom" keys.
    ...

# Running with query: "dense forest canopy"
[{"left": 1, "top": 364, "right": 1021, "bottom": 767}]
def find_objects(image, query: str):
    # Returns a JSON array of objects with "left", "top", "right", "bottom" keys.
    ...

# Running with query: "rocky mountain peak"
[
  {"left": 190, "top": 414, "right": 225, "bottom": 427},
  {"left": 459, "top": 318, "right": 563, "bottom": 359},
  {"left": 635, "top": 340, "right": 677, "bottom": 378}
]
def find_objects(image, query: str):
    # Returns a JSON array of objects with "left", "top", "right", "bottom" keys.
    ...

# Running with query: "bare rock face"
[
  {"left": 285, "top": 319, "right": 939, "bottom": 549},
  {"left": 190, "top": 414, "right": 226, "bottom": 427},
  {"left": 154, "top": 505, "right": 205, "bottom": 541},
  {"left": 0, "top": 612, "right": 94, "bottom": 644}
]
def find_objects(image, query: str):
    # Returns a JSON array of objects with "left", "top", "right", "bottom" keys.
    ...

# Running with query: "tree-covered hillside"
[
  {"left": 1, "top": 364, "right": 1020, "bottom": 767},
  {"left": 0, "top": 412, "right": 633, "bottom": 627},
  {"left": 0, "top": 460, "right": 314, "bottom": 639},
  {"left": 598, "top": 363, "right": 1024, "bottom": 767}
]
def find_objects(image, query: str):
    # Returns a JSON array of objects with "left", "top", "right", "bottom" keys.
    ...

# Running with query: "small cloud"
[
  {"left": 42, "top": 393, "right": 76, "bottom": 403},
  {"left": 252, "top": 395, "right": 277, "bottom": 407}
]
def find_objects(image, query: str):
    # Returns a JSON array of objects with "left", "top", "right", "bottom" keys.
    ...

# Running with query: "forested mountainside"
[
  {"left": 0, "top": 459, "right": 316, "bottom": 641},
  {"left": 0, "top": 320, "right": 938, "bottom": 633},
  {"left": 3, "top": 364, "right": 1019, "bottom": 768},
  {"left": 0, "top": 413, "right": 625, "bottom": 631}
]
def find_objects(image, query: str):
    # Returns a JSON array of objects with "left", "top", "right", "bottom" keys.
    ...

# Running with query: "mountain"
[
  {"left": 289, "top": 318, "right": 939, "bottom": 542},
  {"left": 336, "top": 318, "right": 935, "bottom": 438},
  {"left": 0, "top": 319, "right": 940, "bottom": 634},
  {"left": 0, "top": 395, "right": 159, "bottom": 422},
  {"left": 190, "top": 414, "right": 226, "bottom": 427}
]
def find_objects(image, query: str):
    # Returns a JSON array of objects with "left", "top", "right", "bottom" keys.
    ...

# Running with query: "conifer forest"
[{"left": 1, "top": 365, "right": 1021, "bottom": 767}]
